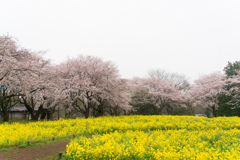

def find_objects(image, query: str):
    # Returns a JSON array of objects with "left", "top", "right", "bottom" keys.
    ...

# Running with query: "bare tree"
[{"left": 148, "top": 69, "right": 190, "bottom": 91}]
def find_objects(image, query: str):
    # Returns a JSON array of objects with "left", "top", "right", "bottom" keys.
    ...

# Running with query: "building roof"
[{"left": 11, "top": 106, "right": 39, "bottom": 111}]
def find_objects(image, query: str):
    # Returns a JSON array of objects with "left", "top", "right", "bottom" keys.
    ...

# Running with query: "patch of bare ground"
[{"left": 0, "top": 140, "right": 69, "bottom": 160}]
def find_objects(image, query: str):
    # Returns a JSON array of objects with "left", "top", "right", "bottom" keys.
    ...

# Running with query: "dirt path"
[{"left": 0, "top": 140, "right": 69, "bottom": 160}]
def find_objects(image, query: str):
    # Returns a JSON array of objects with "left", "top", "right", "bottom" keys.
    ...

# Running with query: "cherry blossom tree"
[
  {"left": 130, "top": 77, "right": 184, "bottom": 115},
  {"left": 16, "top": 52, "right": 53, "bottom": 120},
  {"left": 187, "top": 72, "right": 225, "bottom": 117},
  {"left": 0, "top": 35, "right": 37, "bottom": 121},
  {"left": 58, "top": 55, "right": 130, "bottom": 118},
  {"left": 0, "top": 35, "right": 62, "bottom": 121},
  {"left": 93, "top": 78, "right": 131, "bottom": 116},
  {"left": 129, "top": 88, "right": 157, "bottom": 115},
  {"left": 225, "top": 70, "right": 240, "bottom": 108},
  {"left": 0, "top": 36, "right": 17, "bottom": 121},
  {"left": 40, "top": 67, "right": 67, "bottom": 120},
  {"left": 17, "top": 57, "right": 69, "bottom": 121}
]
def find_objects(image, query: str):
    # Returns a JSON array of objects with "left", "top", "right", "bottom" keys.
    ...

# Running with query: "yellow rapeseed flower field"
[
  {"left": 66, "top": 129, "right": 240, "bottom": 160},
  {"left": 1, "top": 115, "right": 240, "bottom": 159}
]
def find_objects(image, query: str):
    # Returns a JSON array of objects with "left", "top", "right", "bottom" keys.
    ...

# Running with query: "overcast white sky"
[{"left": 1, "top": 0, "right": 240, "bottom": 82}]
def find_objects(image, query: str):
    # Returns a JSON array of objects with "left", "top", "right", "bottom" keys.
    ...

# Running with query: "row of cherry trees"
[
  {"left": 0, "top": 35, "right": 130, "bottom": 121},
  {"left": 130, "top": 70, "right": 240, "bottom": 117},
  {"left": 1, "top": 35, "right": 240, "bottom": 121}
]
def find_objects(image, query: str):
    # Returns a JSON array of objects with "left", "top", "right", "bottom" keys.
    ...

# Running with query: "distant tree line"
[
  {"left": 129, "top": 62, "right": 240, "bottom": 118},
  {"left": 1, "top": 35, "right": 240, "bottom": 121}
]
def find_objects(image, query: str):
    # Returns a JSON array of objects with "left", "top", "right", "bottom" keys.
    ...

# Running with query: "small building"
[
  {"left": 9, "top": 106, "right": 29, "bottom": 120},
  {"left": 0, "top": 106, "right": 60, "bottom": 121}
]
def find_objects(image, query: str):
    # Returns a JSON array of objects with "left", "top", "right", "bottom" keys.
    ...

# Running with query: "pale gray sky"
[{"left": 1, "top": 0, "right": 240, "bottom": 82}]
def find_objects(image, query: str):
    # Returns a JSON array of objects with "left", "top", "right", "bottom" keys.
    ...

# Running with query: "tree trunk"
[
  {"left": 0, "top": 96, "right": 17, "bottom": 122},
  {"left": 31, "top": 113, "right": 39, "bottom": 120},
  {"left": 40, "top": 110, "right": 47, "bottom": 120},
  {"left": 212, "top": 105, "right": 217, "bottom": 117},
  {"left": 0, "top": 104, "right": 9, "bottom": 121},
  {"left": 30, "top": 105, "right": 43, "bottom": 120},
  {"left": 166, "top": 105, "right": 173, "bottom": 115},
  {"left": 94, "top": 105, "right": 104, "bottom": 117},
  {"left": 3, "top": 112, "right": 9, "bottom": 122},
  {"left": 158, "top": 106, "right": 165, "bottom": 115},
  {"left": 47, "top": 110, "right": 54, "bottom": 120},
  {"left": 84, "top": 108, "right": 90, "bottom": 118},
  {"left": 206, "top": 107, "right": 213, "bottom": 118},
  {"left": 190, "top": 105, "right": 195, "bottom": 116},
  {"left": 113, "top": 107, "right": 117, "bottom": 116},
  {"left": 113, "top": 107, "right": 120, "bottom": 116}
]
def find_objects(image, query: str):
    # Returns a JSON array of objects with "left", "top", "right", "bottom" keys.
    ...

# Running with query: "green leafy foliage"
[{"left": 224, "top": 61, "right": 240, "bottom": 78}]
